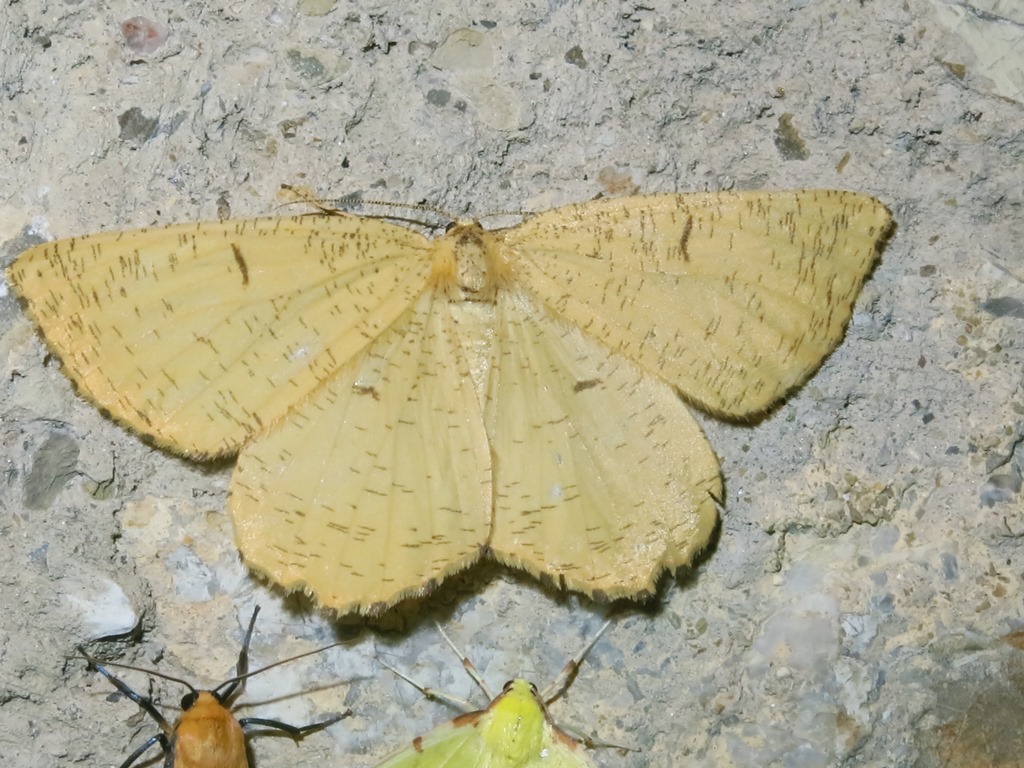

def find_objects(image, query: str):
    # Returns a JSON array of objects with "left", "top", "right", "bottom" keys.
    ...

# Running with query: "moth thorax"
[
  {"left": 431, "top": 222, "right": 512, "bottom": 301},
  {"left": 480, "top": 680, "right": 546, "bottom": 761}
]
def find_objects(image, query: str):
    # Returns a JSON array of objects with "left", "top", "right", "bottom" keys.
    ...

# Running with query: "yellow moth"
[
  {"left": 7, "top": 190, "right": 891, "bottom": 614},
  {"left": 372, "top": 621, "right": 611, "bottom": 767}
]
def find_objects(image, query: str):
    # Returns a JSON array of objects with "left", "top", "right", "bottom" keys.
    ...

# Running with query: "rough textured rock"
[{"left": 1, "top": 2, "right": 1021, "bottom": 766}]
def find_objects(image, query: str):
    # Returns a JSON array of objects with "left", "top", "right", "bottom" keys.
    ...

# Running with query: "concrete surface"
[{"left": 1, "top": 1, "right": 1022, "bottom": 766}]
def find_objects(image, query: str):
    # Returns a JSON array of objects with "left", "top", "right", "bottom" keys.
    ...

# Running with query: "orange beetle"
[{"left": 79, "top": 606, "right": 347, "bottom": 768}]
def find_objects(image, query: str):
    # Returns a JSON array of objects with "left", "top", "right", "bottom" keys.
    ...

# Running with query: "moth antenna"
[
  {"left": 541, "top": 619, "right": 612, "bottom": 704},
  {"left": 338, "top": 198, "right": 458, "bottom": 223},
  {"left": 474, "top": 207, "right": 527, "bottom": 222},
  {"left": 434, "top": 621, "right": 494, "bottom": 700},
  {"left": 540, "top": 620, "right": 634, "bottom": 757},
  {"left": 376, "top": 657, "right": 478, "bottom": 713},
  {"left": 278, "top": 183, "right": 458, "bottom": 226}
]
